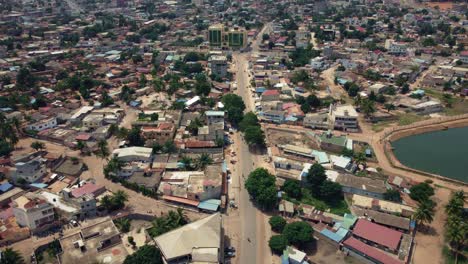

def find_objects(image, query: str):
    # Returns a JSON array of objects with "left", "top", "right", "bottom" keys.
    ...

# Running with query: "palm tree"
[
  {"left": 187, "top": 117, "right": 203, "bottom": 135},
  {"left": 114, "top": 190, "right": 129, "bottom": 206},
  {"left": 384, "top": 103, "right": 396, "bottom": 113},
  {"left": 445, "top": 191, "right": 465, "bottom": 216},
  {"left": 76, "top": 140, "right": 86, "bottom": 154},
  {"left": 114, "top": 217, "right": 131, "bottom": 233},
  {"left": 104, "top": 157, "right": 124, "bottom": 178},
  {"left": 413, "top": 200, "right": 435, "bottom": 228},
  {"left": 195, "top": 153, "right": 213, "bottom": 170},
  {"left": 445, "top": 215, "right": 467, "bottom": 264},
  {"left": 179, "top": 156, "right": 194, "bottom": 170},
  {"left": 100, "top": 195, "right": 113, "bottom": 210},
  {"left": 96, "top": 139, "right": 110, "bottom": 159},
  {"left": 353, "top": 152, "right": 367, "bottom": 167},
  {"left": 0, "top": 248, "right": 25, "bottom": 264}
]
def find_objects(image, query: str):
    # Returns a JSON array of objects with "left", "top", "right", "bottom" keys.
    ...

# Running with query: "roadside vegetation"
[{"left": 268, "top": 215, "right": 315, "bottom": 254}]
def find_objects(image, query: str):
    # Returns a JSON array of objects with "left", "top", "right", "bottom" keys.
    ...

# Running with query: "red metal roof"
[
  {"left": 353, "top": 219, "right": 403, "bottom": 251},
  {"left": 262, "top": 90, "right": 280, "bottom": 96},
  {"left": 343, "top": 237, "right": 402, "bottom": 264}
]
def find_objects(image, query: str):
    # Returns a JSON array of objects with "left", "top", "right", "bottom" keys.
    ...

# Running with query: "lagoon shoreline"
[{"left": 382, "top": 116, "right": 468, "bottom": 186}]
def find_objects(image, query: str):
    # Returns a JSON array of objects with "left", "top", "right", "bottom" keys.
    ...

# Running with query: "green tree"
[
  {"left": 413, "top": 200, "right": 435, "bottom": 227},
  {"left": 187, "top": 117, "right": 203, "bottom": 135},
  {"left": 123, "top": 245, "right": 163, "bottom": 264},
  {"left": 148, "top": 209, "right": 187, "bottom": 237},
  {"left": 444, "top": 191, "right": 467, "bottom": 263},
  {"left": 410, "top": 182, "right": 434, "bottom": 203},
  {"left": 361, "top": 98, "right": 376, "bottom": 117},
  {"left": 179, "top": 156, "right": 194, "bottom": 170},
  {"left": 103, "top": 157, "right": 124, "bottom": 178},
  {"left": 283, "top": 221, "right": 314, "bottom": 246},
  {"left": 96, "top": 139, "right": 110, "bottom": 159},
  {"left": 221, "top": 94, "right": 245, "bottom": 125},
  {"left": 245, "top": 168, "right": 277, "bottom": 210},
  {"left": 282, "top": 179, "right": 302, "bottom": 199},
  {"left": 76, "top": 140, "right": 86, "bottom": 154},
  {"left": 16, "top": 67, "right": 36, "bottom": 90},
  {"left": 127, "top": 127, "right": 145, "bottom": 146},
  {"left": 114, "top": 218, "right": 131, "bottom": 233},
  {"left": 244, "top": 126, "right": 265, "bottom": 146},
  {"left": 269, "top": 216, "right": 287, "bottom": 233},
  {"left": 384, "top": 103, "right": 395, "bottom": 112},
  {"left": 306, "top": 163, "right": 326, "bottom": 197},
  {"left": 195, "top": 153, "right": 213, "bottom": 170},
  {"left": 0, "top": 248, "right": 25, "bottom": 264},
  {"left": 383, "top": 189, "right": 402, "bottom": 203},
  {"left": 239, "top": 112, "right": 259, "bottom": 132},
  {"left": 31, "top": 141, "right": 45, "bottom": 151},
  {"left": 269, "top": 235, "right": 288, "bottom": 254},
  {"left": 319, "top": 181, "right": 342, "bottom": 202}
]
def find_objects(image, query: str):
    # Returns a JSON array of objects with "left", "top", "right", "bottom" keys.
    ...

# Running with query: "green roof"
[
  {"left": 319, "top": 133, "right": 347, "bottom": 147},
  {"left": 342, "top": 213, "right": 358, "bottom": 229}
]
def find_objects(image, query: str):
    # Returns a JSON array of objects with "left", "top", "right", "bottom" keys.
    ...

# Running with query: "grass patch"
[
  {"left": 442, "top": 245, "right": 468, "bottom": 264},
  {"left": 444, "top": 99, "right": 468, "bottom": 116},
  {"left": 423, "top": 88, "right": 445, "bottom": 101},
  {"left": 397, "top": 113, "right": 428, "bottom": 126},
  {"left": 372, "top": 120, "right": 396, "bottom": 132},
  {"left": 284, "top": 188, "right": 350, "bottom": 216}
]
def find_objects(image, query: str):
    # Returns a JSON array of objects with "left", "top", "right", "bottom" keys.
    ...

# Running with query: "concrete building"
[
  {"left": 12, "top": 194, "right": 55, "bottom": 229},
  {"left": 141, "top": 123, "right": 175, "bottom": 146},
  {"left": 27, "top": 117, "right": 57, "bottom": 132},
  {"left": 210, "top": 55, "right": 228, "bottom": 78},
  {"left": 112, "top": 147, "right": 153, "bottom": 163},
  {"left": 385, "top": 39, "right": 407, "bottom": 55},
  {"left": 328, "top": 105, "right": 359, "bottom": 131},
  {"left": 58, "top": 218, "right": 128, "bottom": 263},
  {"left": 336, "top": 175, "right": 387, "bottom": 199},
  {"left": 82, "top": 114, "right": 104, "bottom": 129},
  {"left": 154, "top": 213, "right": 223, "bottom": 264},
  {"left": 205, "top": 111, "right": 225, "bottom": 125},
  {"left": 10, "top": 155, "right": 47, "bottom": 183}
]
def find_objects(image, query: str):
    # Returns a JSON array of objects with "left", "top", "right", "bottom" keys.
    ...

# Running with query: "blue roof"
[
  {"left": 30, "top": 183, "right": 48, "bottom": 189},
  {"left": 285, "top": 116, "right": 298, "bottom": 122},
  {"left": 312, "top": 150, "right": 330, "bottom": 164},
  {"left": 320, "top": 228, "right": 348, "bottom": 243},
  {"left": 255, "top": 87, "right": 266, "bottom": 93},
  {"left": 222, "top": 161, "right": 228, "bottom": 173},
  {"left": 0, "top": 182, "right": 13, "bottom": 192},
  {"left": 129, "top": 100, "right": 142, "bottom": 107},
  {"left": 198, "top": 199, "right": 221, "bottom": 212}
]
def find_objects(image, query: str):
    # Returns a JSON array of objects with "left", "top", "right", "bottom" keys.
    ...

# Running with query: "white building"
[
  {"left": 12, "top": 194, "right": 55, "bottom": 229},
  {"left": 27, "top": 117, "right": 57, "bottom": 132},
  {"left": 112, "top": 147, "right": 153, "bottom": 162},
  {"left": 310, "top": 56, "right": 327, "bottom": 70},
  {"left": 328, "top": 105, "right": 359, "bottom": 131},
  {"left": 385, "top": 39, "right": 407, "bottom": 55}
]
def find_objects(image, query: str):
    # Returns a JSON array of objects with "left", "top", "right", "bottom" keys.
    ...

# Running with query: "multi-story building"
[
  {"left": 210, "top": 55, "right": 228, "bottom": 78},
  {"left": 12, "top": 194, "right": 55, "bottom": 229},
  {"left": 208, "top": 24, "right": 247, "bottom": 49},
  {"left": 205, "top": 110, "right": 225, "bottom": 125},
  {"left": 141, "top": 122, "right": 175, "bottom": 146},
  {"left": 328, "top": 104, "right": 359, "bottom": 132},
  {"left": 10, "top": 155, "right": 47, "bottom": 183}
]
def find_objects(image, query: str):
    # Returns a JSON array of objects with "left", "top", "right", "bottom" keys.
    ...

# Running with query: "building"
[
  {"left": 351, "top": 194, "right": 415, "bottom": 217},
  {"left": 10, "top": 155, "right": 47, "bottom": 183},
  {"left": 343, "top": 237, "right": 402, "bottom": 264},
  {"left": 58, "top": 218, "right": 128, "bottom": 263},
  {"left": 368, "top": 83, "right": 387, "bottom": 94},
  {"left": 26, "top": 117, "right": 57, "bottom": 132},
  {"left": 112, "top": 147, "right": 153, "bottom": 163},
  {"left": 328, "top": 104, "right": 359, "bottom": 131},
  {"left": 82, "top": 114, "right": 104, "bottom": 129},
  {"left": 154, "top": 213, "right": 223, "bottom": 264},
  {"left": 205, "top": 111, "right": 225, "bottom": 125},
  {"left": 385, "top": 39, "right": 407, "bottom": 55},
  {"left": 336, "top": 175, "right": 387, "bottom": 199},
  {"left": 310, "top": 56, "right": 327, "bottom": 70},
  {"left": 210, "top": 56, "right": 228, "bottom": 78},
  {"left": 141, "top": 123, "right": 176, "bottom": 146},
  {"left": 282, "top": 246, "right": 308, "bottom": 264},
  {"left": 261, "top": 110, "right": 285, "bottom": 123},
  {"left": 303, "top": 113, "right": 329, "bottom": 129},
  {"left": 352, "top": 219, "right": 403, "bottom": 253},
  {"left": 261, "top": 89, "right": 280, "bottom": 101},
  {"left": 460, "top": 51, "right": 468, "bottom": 64},
  {"left": 208, "top": 24, "right": 247, "bottom": 49},
  {"left": 41, "top": 189, "right": 97, "bottom": 220},
  {"left": 12, "top": 194, "right": 55, "bottom": 230}
]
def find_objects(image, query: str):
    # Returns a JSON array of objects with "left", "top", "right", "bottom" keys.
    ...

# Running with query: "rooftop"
[
  {"left": 154, "top": 213, "right": 222, "bottom": 261},
  {"left": 352, "top": 219, "right": 403, "bottom": 251},
  {"left": 344, "top": 237, "right": 402, "bottom": 264}
]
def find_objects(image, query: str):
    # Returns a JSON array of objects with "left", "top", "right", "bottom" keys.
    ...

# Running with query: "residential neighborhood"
[{"left": 0, "top": 0, "right": 467, "bottom": 264}]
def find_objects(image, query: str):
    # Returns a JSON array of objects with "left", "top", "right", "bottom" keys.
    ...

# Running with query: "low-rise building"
[
  {"left": 112, "top": 147, "right": 153, "bottom": 163},
  {"left": 154, "top": 213, "right": 223, "bottom": 264},
  {"left": 58, "top": 218, "right": 128, "bottom": 263},
  {"left": 336, "top": 175, "right": 387, "bottom": 199},
  {"left": 205, "top": 111, "right": 225, "bottom": 125},
  {"left": 27, "top": 117, "right": 57, "bottom": 132}
]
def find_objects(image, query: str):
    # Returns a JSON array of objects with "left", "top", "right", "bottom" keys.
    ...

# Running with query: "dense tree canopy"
[
  {"left": 269, "top": 216, "right": 287, "bottom": 233},
  {"left": 245, "top": 168, "right": 277, "bottom": 210},
  {"left": 283, "top": 221, "right": 314, "bottom": 246},
  {"left": 410, "top": 182, "right": 435, "bottom": 203},
  {"left": 282, "top": 179, "right": 302, "bottom": 199},
  {"left": 269, "top": 235, "right": 288, "bottom": 254},
  {"left": 222, "top": 94, "right": 246, "bottom": 125}
]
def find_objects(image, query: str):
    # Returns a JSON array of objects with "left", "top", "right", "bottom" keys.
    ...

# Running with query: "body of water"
[{"left": 391, "top": 126, "right": 468, "bottom": 183}]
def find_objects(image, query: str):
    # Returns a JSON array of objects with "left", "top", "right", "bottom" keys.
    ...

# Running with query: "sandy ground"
[{"left": 412, "top": 187, "right": 451, "bottom": 264}]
